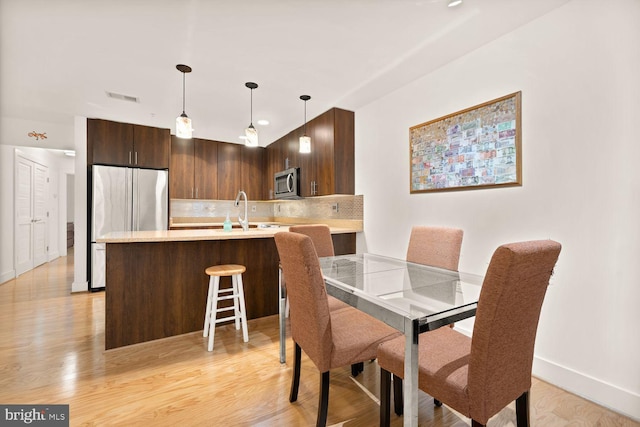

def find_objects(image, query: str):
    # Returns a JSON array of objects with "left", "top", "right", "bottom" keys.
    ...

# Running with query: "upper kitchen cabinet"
[
  {"left": 217, "top": 143, "right": 265, "bottom": 201},
  {"left": 133, "top": 125, "right": 171, "bottom": 168},
  {"left": 265, "top": 107, "right": 354, "bottom": 197},
  {"left": 170, "top": 136, "right": 218, "bottom": 199},
  {"left": 87, "top": 119, "right": 170, "bottom": 169}
]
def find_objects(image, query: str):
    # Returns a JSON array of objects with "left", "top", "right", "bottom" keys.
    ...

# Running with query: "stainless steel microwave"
[{"left": 274, "top": 167, "right": 301, "bottom": 199}]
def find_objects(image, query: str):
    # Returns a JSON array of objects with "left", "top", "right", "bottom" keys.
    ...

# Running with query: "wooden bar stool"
[{"left": 203, "top": 264, "right": 249, "bottom": 351}]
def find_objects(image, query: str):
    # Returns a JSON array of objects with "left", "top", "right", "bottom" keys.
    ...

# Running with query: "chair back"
[
  {"left": 289, "top": 224, "right": 335, "bottom": 257},
  {"left": 274, "top": 232, "right": 333, "bottom": 372},
  {"left": 468, "top": 240, "right": 561, "bottom": 422},
  {"left": 406, "top": 226, "right": 463, "bottom": 271}
]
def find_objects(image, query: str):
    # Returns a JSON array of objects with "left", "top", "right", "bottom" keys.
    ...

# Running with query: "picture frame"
[{"left": 409, "top": 91, "right": 522, "bottom": 193}]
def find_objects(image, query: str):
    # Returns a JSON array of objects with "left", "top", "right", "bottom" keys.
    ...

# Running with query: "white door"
[
  {"left": 15, "top": 157, "right": 34, "bottom": 275},
  {"left": 33, "top": 163, "right": 49, "bottom": 267},
  {"left": 15, "top": 155, "right": 49, "bottom": 275}
]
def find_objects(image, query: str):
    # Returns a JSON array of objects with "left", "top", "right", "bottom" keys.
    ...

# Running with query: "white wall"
[
  {"left": 72, "top": 117, "right": 88, "bottom": 293},
  {"left": 0, "top": 145, "right": 15, "bottom": 283},
  {"left": 355, "top": 0, "right": 639, "bottom": 420},
  {"left": 67, "top": 175, "right": 75, "bottom": 222}
]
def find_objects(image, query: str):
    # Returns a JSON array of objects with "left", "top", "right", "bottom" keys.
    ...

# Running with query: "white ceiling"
[{"left": 0, "top": 0, "right": 569, "bottom": 151}]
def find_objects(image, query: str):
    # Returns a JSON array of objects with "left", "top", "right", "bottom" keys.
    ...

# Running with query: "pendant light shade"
[
  {"left": 175, "top": 64, "right": 193, "bottom": 139},
  {"left": 244, "top": 82, "right": 259, "bottom": 147},
  {"left": 299, "top": 95, "right": 311, "bottom": 153}
]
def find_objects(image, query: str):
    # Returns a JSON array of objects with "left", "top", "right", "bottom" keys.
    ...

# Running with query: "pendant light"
[
  {"left": 299, "top": 95, "right": 311, "bottom": 153},
  {"left": 175, "top": 64, "right": 193, "bottom": 139},
  {"left": 244, "top": 82, "right": 259, "bottom": 147}
]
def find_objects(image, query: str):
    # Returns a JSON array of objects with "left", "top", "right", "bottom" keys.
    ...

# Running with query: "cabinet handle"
[
  {"left": 129, "top": 151, "right": 132, "bottom": 164},
  {"left": 191, "top": 188, "right": 194, "bottom": 198},
  {"left": 135, "top": 152, "right": 138, "bottom": 165},
  {"left": 195, "top": 188, "right": 198, "bottom": 198}
]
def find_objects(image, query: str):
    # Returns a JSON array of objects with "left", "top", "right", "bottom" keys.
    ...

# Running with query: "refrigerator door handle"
[{"left": 132, "top": 168, "right": 139, "bottom": 231}]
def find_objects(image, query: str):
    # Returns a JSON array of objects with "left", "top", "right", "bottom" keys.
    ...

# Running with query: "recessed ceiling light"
[
  {"left": 448, "top": 0, "right": 462, "bottom": 7},
  {"left": 257, "top": 119, "right": 269, "bottom": 126}
]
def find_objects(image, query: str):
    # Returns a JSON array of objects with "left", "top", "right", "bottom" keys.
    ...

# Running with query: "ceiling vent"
[{"left": 106, "top": 91, "right": 140, "bottom": 103}]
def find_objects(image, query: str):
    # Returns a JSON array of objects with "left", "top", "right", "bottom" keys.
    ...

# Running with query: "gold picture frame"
[{"left": 410, "top": 91, "right": 522, "bottom": 193}]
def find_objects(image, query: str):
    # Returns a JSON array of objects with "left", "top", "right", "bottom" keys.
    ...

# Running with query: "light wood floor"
[{"left": 1, "top": 250, "right": 637, "bottom": 427}]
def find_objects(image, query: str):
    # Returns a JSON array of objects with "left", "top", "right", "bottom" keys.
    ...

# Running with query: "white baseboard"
[
  {"left": 0, "top": 270, "right": 16, "bottom": 285},
  {"left": 452, "top": 325, "right": 639, "bottom": 421},
  {"left": 533, "top": 356, "right": 640, "bottom": 422},
  {"left": 71, "top": 280, "right": 88, "bottom": 293}
]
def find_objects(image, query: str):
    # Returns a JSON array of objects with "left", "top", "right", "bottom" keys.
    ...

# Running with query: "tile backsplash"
[{"left": 171, "top": 194, "right": 363, "bottom": 222}]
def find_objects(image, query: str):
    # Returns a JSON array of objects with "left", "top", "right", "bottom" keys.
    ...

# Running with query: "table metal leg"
[
  {"left": 403, "top": 318, "right": 419, "bottom": 427},
  {"left": 278, "top": 267, "right": 286, "bottom": 364}
]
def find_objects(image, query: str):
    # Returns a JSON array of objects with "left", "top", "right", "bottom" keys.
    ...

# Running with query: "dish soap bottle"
[{"left": 223, "top": 212, "right": 232, "bottom": 232}]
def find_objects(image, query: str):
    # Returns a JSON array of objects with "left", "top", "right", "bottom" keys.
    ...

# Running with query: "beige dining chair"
[
  {"left": 274, "top": 231, "right": 402, "bottom": 427},
  {"left": 288, "top": 224, "right": 350, "bottom": 313},
  {"left": 406, "top": 225, "right": 464, "bottom": 341},
  {"left": 406, "top": 225, "right": 464, "bottom": 271},
  {"left": 377, "top": 240, "right": 562, "bottom": 427}
]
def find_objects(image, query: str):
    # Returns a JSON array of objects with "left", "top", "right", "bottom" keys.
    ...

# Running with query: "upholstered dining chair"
[
  {"left": 288, "top": 224, "right": 350, "bottom": 313},
  {"left": 378, "top": 240, "right": 562, "bottom": 427},
  {"left": 288, "top": 224, "right": 362, "bottom": 375},
  {"left": 406, "top": 225, "right": 464, "bottom": 271},
  {"left": 406, "top": 225, "right": 463, "bottom": 339},
  {"left": 274, "top": 232, "right": 402, "bottom": 427}
]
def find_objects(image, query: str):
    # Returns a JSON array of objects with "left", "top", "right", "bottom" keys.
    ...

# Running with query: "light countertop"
[{"left": 96, "top": 224, "right": 361, "bottom": 243}]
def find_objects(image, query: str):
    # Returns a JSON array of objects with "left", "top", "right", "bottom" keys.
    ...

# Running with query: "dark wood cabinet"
[
  {"left": 133, "top": 124, "right": 170, "bottom": 169},
  {"left": 264, "top": 107, "right": 354, "bottom": 198},
  {"left": 194, "top": 138, "right": 219, "bottom": 200},
  {"left": 170, "top": 136, "right": 218, "bottom": 199},
  {"left": 87, "top": 119, "right": 133, "bottom": 166},
  {"left": 104, "top": 233, "right": 354, "bottom": 349},
  {"left": 169, "top": 136, "right": 195, "bottom": 199},
  {"left": 217, "top": 143, "right": 265, "bottom": 200},
  {"left": 88, "top": 119, "right": 170, "bottom": 169}
]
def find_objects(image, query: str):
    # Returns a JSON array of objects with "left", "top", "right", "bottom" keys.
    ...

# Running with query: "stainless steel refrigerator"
[{"left": 90, "top": 165, "right": 168, "bottom": 290}]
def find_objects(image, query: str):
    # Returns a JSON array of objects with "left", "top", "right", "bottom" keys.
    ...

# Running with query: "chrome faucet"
[{"left": 234, "top": 190, "right": 249, "bottom": 231}]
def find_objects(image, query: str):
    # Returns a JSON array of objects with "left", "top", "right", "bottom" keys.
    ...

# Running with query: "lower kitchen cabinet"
[{"left": 104, "top": 232, "right": 355, "bottom": 349}]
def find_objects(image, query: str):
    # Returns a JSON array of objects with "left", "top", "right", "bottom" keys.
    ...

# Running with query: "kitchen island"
[{"left": 98, "top": 224, "right": 359, "bottom": 350}]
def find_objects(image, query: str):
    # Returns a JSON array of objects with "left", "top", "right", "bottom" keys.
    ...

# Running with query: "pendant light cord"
[{"left": 182, "top": 72, "right": 186, "bottom": 114}]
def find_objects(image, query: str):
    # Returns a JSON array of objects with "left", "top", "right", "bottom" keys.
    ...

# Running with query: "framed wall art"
[{"left": 410, "top": 91, "right": 522, "bottom": 193}]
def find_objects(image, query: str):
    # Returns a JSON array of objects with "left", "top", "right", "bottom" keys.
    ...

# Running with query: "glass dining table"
[{"left": 278, "top": 253, "right": 483, "bottom": 427}]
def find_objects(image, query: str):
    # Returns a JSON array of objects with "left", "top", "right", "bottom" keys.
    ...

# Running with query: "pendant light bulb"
[
  {"left": 244, "top": 82, "right": 259, "bottom": 147},
  {"left": 299, "top": 95, "right": 311, "bottom": 153},
  {"left": 176, "top": 64, "right": 193, "bottom": 139}
]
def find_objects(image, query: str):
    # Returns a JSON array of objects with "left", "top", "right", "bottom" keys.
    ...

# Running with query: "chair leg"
[
  {"left": 380, "top": 368, "right": 392, "bottom": 427},
  {"left": 207, "top": 276, "right": 220, "bottom": 351},
  {"left": 515, "top": 390, "right": 530, "bottom": 427},
  {"left": 434, "top": 399, "right": 443, "bottom": 407},
  {"left": 471, "top": 421, "right": 485, "bottom": 427},
  {"left": 392, "top": 374, "right": 403, "bottom": 416},
  {"left": 290, "top": 342, "right": 302, "bottom": 402},
  {"left": 203, "top": 276, "right": 215, "bottom": 337},
  {"left": 351, "top": 362, "right": 364, "bottom": 377},
  {"left": 234, "top": 273, "right": 249, "bottom": 343},
  {"left": 317, "top": 371, "right": 330, "bottom": 427}
]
